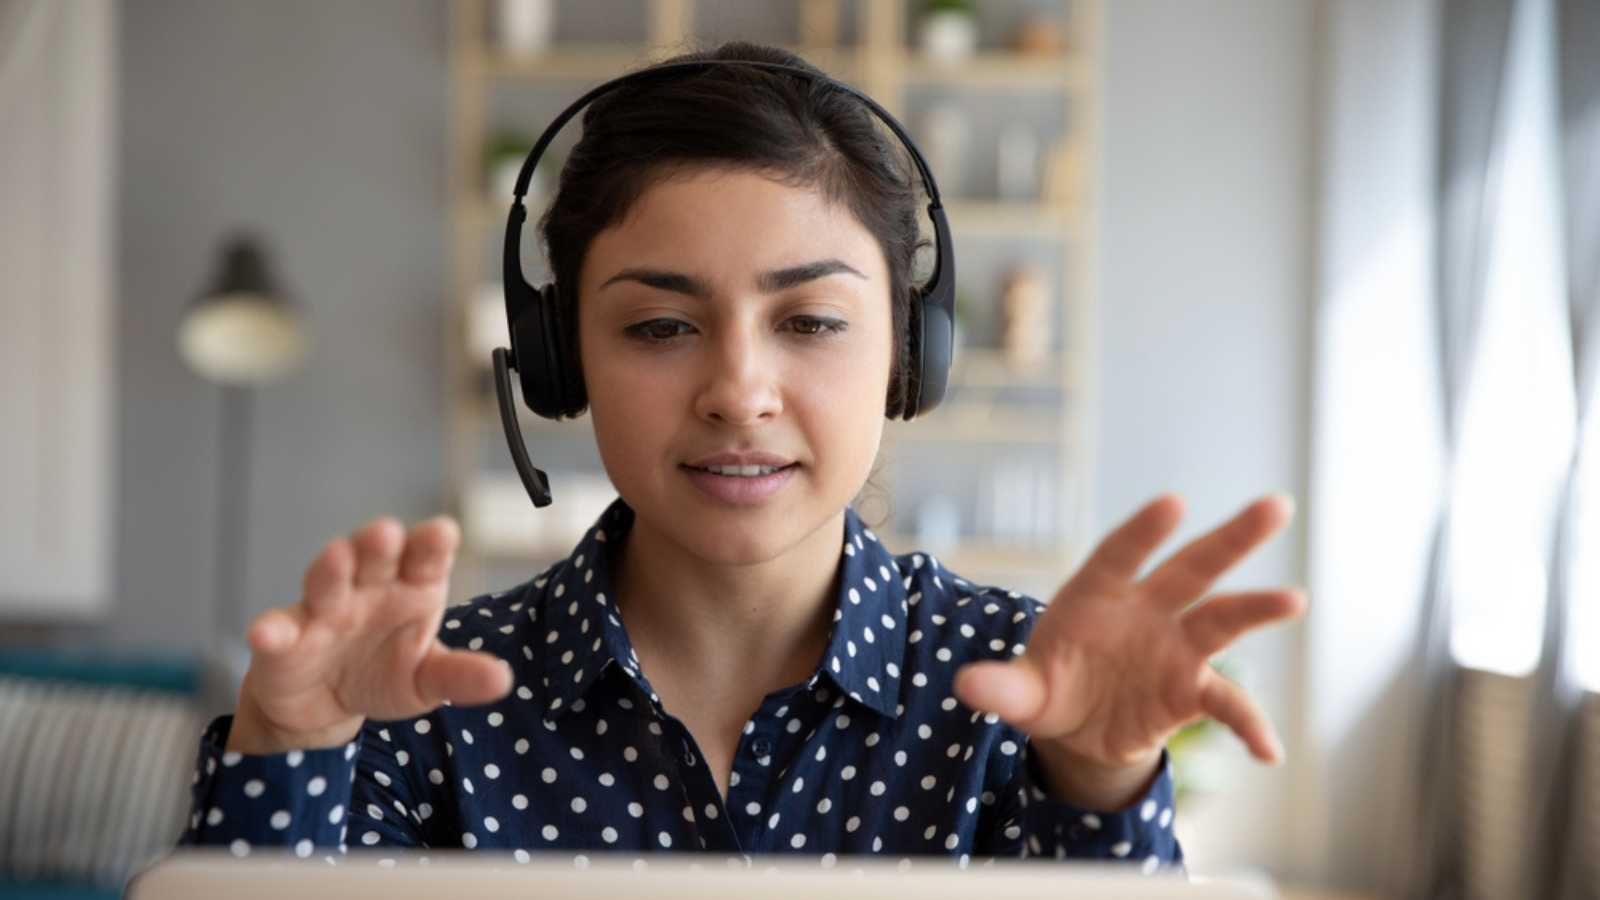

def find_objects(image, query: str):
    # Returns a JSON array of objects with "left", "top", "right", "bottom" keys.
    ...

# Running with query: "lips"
[
  {"left": 681, "top": 462, "right": 799, "bottom": 506},
  {"left": 684, "top": 450, "right": 798, "bottom": 469},
  {"left": 687, "top": 462, "right": 797, "bottom": 477}
]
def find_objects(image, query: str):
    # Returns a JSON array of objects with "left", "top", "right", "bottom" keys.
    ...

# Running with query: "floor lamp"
[{"left": 176, "top": 233, "right": 309, "bottom": 669}]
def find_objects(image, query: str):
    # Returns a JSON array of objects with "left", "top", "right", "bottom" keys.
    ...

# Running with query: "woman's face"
[{"left": 577, "top": 167, "right": 894, "bottom": 566}]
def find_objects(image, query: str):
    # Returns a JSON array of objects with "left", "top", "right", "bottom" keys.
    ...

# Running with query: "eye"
[
  {"left": 625, "top": 318, "right": 694, "bottom": 342},
  {"left": 786, "top": 316, "right": 848, "bottom": 337}
]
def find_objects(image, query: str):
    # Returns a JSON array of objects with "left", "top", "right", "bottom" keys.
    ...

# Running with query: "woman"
[{"left": 179, "top": 40, "right": 1302, "bottom": 871}]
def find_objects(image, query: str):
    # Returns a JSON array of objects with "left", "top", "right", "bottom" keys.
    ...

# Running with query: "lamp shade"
[{"left": 177, "top": 235, "right": 309, "bottom": 384}]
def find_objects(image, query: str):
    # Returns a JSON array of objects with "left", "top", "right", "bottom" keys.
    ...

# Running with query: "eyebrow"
[{"left": 598, "top": 259, "right": 867, "bottom": 299}]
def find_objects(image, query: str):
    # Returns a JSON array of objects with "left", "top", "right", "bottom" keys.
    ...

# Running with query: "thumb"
[
  {"left": 413, "top": 645, "right": 514, "bottom": 710},
  {"left": 953, "top": 656, "right": 1049, "bottom": 731}
]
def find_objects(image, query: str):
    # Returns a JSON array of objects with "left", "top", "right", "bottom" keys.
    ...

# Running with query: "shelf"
[
  {"left": 448, "top": 0, "right": 1102, "bottom": 597},
  {"left": 903, "top": 52, "right": 1088, "bottom": 91},
  {"left": 886, "top": 405, "right": 1064, "bottom": 445},
  {"left": 874, "top": 533, "right": 1076, "bottom": 582},
  {"left": 948, "top": 347, "right": 1063, "bottom": 388},
  {"left": 482, "top": 43, "right": 661, "bottom": 80},
  {"left": 483, "top": 43, "right": 859, "bottom": 82},
  {"left": 945, "top": 202, "right": 1081, "bottom": 238}
]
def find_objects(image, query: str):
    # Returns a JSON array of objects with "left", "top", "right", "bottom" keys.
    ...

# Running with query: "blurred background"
[{"left": 1, "top": 0, "right": 1597, "bottom": 898}]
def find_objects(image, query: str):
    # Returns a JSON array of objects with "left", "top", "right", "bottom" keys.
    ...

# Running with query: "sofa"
[{"left": 0, "top": 647, "right": 214, "bottom": 899}]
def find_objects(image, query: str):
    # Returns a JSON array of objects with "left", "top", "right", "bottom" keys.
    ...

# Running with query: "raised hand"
[
  {"left": 952, "top": 494, "right": 1305, "bottom": 808},
  {"left": 225, "top": 516, "right": 514, "bottom": 754}
]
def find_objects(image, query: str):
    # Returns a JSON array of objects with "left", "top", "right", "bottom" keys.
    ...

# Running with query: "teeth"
[{"left": 701, "top": 464, "right": 784, "bottom": 477}]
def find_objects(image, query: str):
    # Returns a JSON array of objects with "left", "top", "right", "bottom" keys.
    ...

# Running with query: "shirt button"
[{"left": 751, "top": 737, "right": 773, "bottom": 757}]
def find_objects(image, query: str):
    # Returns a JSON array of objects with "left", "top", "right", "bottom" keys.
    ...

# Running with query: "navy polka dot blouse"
[{"left": 179, "top": 498, "right": 1183, "bottom": 870}]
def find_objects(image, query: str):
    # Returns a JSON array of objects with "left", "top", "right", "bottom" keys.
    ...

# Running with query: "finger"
[
  {"left": 301, "top": 537, "right": 355, "bottom": 626},
  {"left": 246, "top": 606, "right": 305, "bottom": 656},
  {"left": 1181, "top": 588, "right": 1307, "bottom": 657},
  {"left": 1198, "top": 670, "right": 1283, "bottom": 764},
  {"left": 398, "top": 516, "right": 461, "bottom": 587},
  {"left": 951, "top": 657, "right": 1049, "bottom": 733},
  {"left": 351, "top": 517, "right": 405, "bottom": 589},
  {"left": 413, "top": 643, "right": 515, "bottom": 709},
  {"left": 1066, "top": 494, "right": 1186, "bottom": 594},
  {"left": 1141, "top": 494, "right": 1295, "bottom": 613}
]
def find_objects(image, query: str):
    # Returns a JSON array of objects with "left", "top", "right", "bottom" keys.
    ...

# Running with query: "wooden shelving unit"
[{"left": 445, "top": 0, "right": 1102, "bottom": 601}]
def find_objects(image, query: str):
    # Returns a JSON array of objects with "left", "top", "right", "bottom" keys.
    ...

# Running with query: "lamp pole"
[{"left": 215, "top": 384, "right": 253, "bottom": 642}]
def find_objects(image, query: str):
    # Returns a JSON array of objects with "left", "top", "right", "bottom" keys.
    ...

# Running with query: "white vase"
[
  {"left": 917, "top": 11, "right": 978, "bottom": 63},
  {"left": 495, "top": 0, "right": 554, "bottom": 55},
  {"left": 491, "top": 159, "right": 550, "bottom": 208},
  {"left": 921, "top": 102, "right": 968, "bottom": 197},
  {"left": 997, "top": 123, "right": 1041, "bottom": 202},
  {"left": 492, "top": 157, "right": 527, "bottom": 202}
]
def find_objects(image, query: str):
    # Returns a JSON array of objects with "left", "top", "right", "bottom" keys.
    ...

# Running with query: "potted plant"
[
  {"left": 1166, "top": 656, "right": 1241, "bottom": 806},
  {"left": 917, "top": 0, "right": 979, "bottom": 63},
  {"left": 484, "top": 130, "right": 562, "bottom": 207}
]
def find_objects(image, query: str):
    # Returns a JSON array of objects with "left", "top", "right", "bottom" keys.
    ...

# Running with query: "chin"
[
  {"left": 670, "top": 500, "right": 814, "bottom": 566},
  {"left": 637, "top": 477, "right": 840, "bottom": 567}
]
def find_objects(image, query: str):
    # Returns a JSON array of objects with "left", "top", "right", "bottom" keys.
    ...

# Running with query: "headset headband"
[
  {"left": 502, "top": 60, "right": 954, "bottom": 351},
  {"left": 510, "top": 60, "right": 946, "bottom": 207}
]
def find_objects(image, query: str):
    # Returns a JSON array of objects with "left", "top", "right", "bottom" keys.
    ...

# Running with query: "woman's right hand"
[{"left": 224, "top": 515, "right": 515, "bottom": 754}]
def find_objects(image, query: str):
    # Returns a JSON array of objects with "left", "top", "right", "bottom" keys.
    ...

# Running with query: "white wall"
[{"left": 1097, "top": 0, "right": 1319, "bottom": 882}]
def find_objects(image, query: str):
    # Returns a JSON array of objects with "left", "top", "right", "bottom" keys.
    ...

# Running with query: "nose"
[{"left": 692, "top": 321, "right": 783, "bottom": 427}]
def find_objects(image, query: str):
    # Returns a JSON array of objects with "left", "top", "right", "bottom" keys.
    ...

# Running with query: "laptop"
[{"left": 127, "top": 849, "right": 1279, "bottom": 899}]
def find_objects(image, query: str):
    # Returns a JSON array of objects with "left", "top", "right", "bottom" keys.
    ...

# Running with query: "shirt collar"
[
  {"left": 809, "top": 506, "right": 907, "bottom": 719},
  {"left": 535, "top": 500, "right": 642, "bottom": 721},
  {"left": 536, "top": 497, "right": 907, "bottom": 721}
]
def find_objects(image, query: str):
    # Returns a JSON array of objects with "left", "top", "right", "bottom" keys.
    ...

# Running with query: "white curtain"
[
  {"left": 1311, "top": 0, "right": 1599, "bottom": 895},
  {"left": 1427, "top": 0, "right": 1598, "bottom": 897},
  {"left": 0, "top": 0, "right": 118, "bottom": 619}
]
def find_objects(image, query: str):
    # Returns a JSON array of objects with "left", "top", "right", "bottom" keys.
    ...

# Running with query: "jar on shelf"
[
  {"left": 920, "top": 103, "right": 969, "bottom": 198},
  {"left": 493, "top": 0, "right": 555, "bottom": 56},
  {"left": 996, "top": 122, "right": 1042, "bottom": 202},
  {"left": 997, "top": 266, "right": 1051, "bottom": 373}
]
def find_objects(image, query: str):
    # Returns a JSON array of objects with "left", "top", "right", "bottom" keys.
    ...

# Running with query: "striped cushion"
[{"left": 0, "top": 677, "right": 203, "bottom": 887}]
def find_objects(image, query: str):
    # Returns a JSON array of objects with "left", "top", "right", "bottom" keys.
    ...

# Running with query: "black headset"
[{"left": 492, "top": 59, "right": 957, "bottom": 508}]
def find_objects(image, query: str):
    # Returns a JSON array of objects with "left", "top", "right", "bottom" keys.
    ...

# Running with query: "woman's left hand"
[{"left": 952, "top": 493, "right": 1305, "bottom": 810}]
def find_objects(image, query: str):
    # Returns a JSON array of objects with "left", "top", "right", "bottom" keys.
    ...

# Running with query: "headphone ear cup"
[
  {"left": 906, "top": 282, "right": 954, "bottom": 419},
  {"left": 512, "top": 281, "right": 567, "bottom": 418},
  {"left": 544, "top": 282, "right": 588, "bottom": 416}
]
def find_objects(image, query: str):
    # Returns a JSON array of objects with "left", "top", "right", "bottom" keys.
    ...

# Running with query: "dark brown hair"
[{"left": 537, "top": 40, "right": 929, "bottom": 418}]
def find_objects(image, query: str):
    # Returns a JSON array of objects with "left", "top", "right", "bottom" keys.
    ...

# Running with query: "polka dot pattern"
[{"left": 178, "top": 498, "right": 1182, "bottom": 870}]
